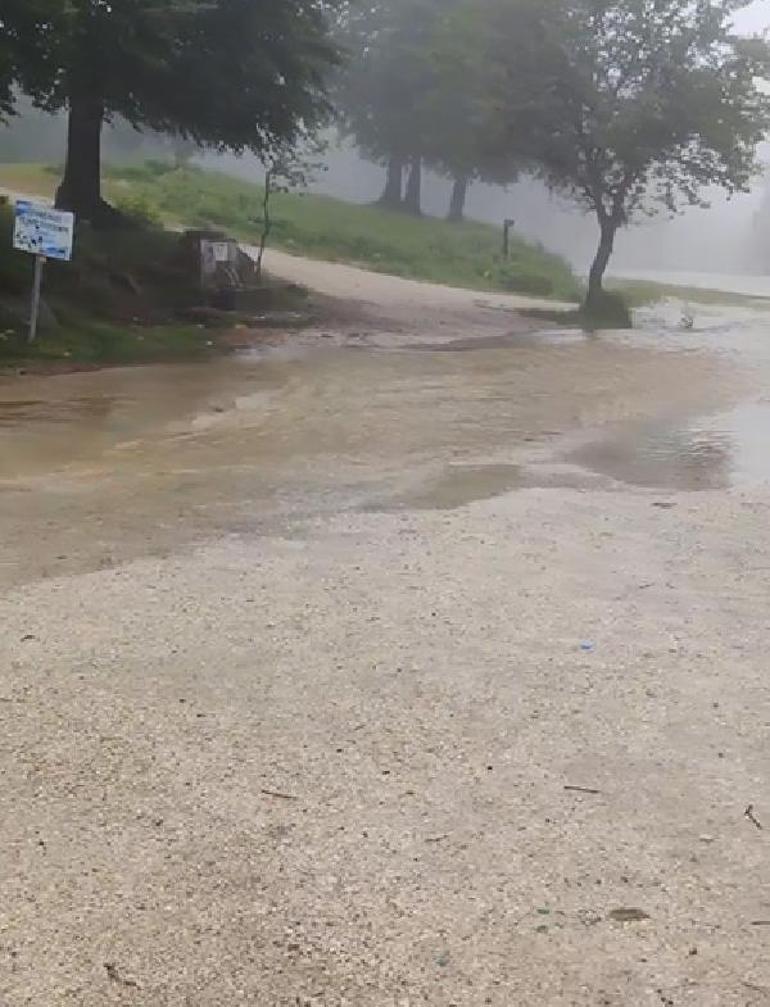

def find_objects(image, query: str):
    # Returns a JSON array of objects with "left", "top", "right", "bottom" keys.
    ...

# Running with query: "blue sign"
[{"left": 13, "top": 200, "right": 75, "bottom": 261}]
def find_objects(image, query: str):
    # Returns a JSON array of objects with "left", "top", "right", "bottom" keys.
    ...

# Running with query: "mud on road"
[{"left": 1, "top": 258, "right": 769, "bottom": 1005}]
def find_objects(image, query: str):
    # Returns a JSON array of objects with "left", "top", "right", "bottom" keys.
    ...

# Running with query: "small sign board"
[
  {"left": 212, "top": 241, "right": 230, "bottom": 263},
  {"left": 199, "top": 237, "right": 239, "bottom": 291},
  {"left": 13, "top": 200, "right": 75, "bottom": 261}
]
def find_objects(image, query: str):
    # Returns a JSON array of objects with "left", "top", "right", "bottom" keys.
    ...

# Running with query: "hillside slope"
[{"left": 0, "top": 162, "right": 581, "bottom": 302}]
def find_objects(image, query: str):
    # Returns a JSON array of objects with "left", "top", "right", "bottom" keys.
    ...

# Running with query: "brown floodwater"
[
  {"left": 0, "top": 307, "right": 766, "bottom": 589},
  {"left": 567, "top": 401, "right": 770, "bottom": 491}
]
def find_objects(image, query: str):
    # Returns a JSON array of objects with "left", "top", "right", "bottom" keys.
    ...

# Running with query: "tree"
[
  {"left": 253, "top": 136, "right": 327, "bottom": 282},
  {"left": 336, "top": 0, "right": 520, "bottom": 219},
  {"left": 8, "top": 0, "right": 340, "bottom": 224},
  {"left": 474, "top": 0, "right": 770, "bottom": 312},
  {"left": 335, "top": 0, "right": 445, "bottom": 214},
  {"left": 750, "top": 172, "right": 770, "bottom": 272},
  {"left": 0, "top": 0, "right": 57, "bottom": 120},
  {"left": 426, "top": 2, "right": 522, "bottom": 221},
  {"left": 0, "top": 20, "right": 15, "bottom": 118}
]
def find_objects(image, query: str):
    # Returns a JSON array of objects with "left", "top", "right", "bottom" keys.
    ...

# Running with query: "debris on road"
[
  {"left": 608, "top": 908, "right": 651, "bottom": 923},
  {"left": 104, "top": 963, "right": 139, "bottom": 989},
  {"left": 261, "top": 788, "right": 298, "bottom": 801},
  {"left": 745, "top": 804, "right": 763, "bottom": 830}
]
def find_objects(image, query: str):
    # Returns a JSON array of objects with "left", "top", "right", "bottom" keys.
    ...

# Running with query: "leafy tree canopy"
[
  {"left": 0, "top": 0, "right": 59, "bottom": 118},
  {"left": 4, "top": 0, "right": 342, "bottom": 221}
]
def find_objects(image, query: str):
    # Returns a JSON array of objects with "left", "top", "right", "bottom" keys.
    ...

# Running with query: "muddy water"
[
  {"left": 568, "top": 401, "right": 770, "bottom": 491},
  {"left": 0, "top": 313, "right": 761, "bottom": 589}
]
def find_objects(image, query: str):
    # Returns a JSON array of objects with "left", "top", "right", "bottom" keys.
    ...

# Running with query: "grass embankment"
[
  {"left": 523, "top": 277, "right": 770, "bottom": 329},
  {"left": 0, "top": 161, "right": 582, "bottom": 301},
  {"left": 609, "top": 278, "right": 770, "bottom": 310},
  {"left": 0, "top": 197, "right": 293, "bottom": 370},
  {"left": 6, "top": 163, "right": 769, "bottom": 314}
]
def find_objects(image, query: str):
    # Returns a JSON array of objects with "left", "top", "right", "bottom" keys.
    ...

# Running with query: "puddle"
[
  {"left": 364, "top": 464, "right": 525, "bottom": 510},
  {"left": 364, "top": 463, "right": 592, "bottom": 511},
  {"left": 569, "top": 402, "right": 770, "bottom": 490},
  {"left": 410, "top": 329, "right": 587, "bottom": 353},
  {"left": 0, "top": 396, "right": 116, "bottom": 426}
]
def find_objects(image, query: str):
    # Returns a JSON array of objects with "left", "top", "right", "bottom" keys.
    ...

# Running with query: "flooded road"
[
  {"left": 3, "top": 265, "right": 770, "bottom": 1006},
  {"left": 0, "top": 312, "right": 747, "bottom": 588}
]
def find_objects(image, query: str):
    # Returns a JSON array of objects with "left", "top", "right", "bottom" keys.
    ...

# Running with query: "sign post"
[
  {"left": 502, "top": 218, "right": 515, "bottom": 260},
  {"left": 29, "top": 255, "right": 45, "bottom": 344},
  {"left": 12, "top": 200, "right": 75, "bottom": 343}
]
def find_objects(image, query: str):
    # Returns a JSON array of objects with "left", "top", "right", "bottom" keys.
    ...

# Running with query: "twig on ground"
[
  {"left": 104, "top": 963, "right": 139, "bottom": 989},
  {"left": 564, "top": 785, "right": 601, "bottom": 795},
  {"left": 745, "top": 804, "right": 763, "bottom": 830},
  {"left": 261, "top": 788, "right": 298, "bottom": 801},
  {"left": 741, "top": 979, "right": 770, "bottom": 999}
]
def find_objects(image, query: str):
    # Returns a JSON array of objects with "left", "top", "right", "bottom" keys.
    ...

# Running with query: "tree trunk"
[
  {"left": 255, "top": 168, "right": 273, "bottom": 283},
  {"left": 56, "top": 96, "right": 121, "bottom": 227},
  {"left": 377, "top": 156, "right": 403, "bottom": 208},
  {"left": 447, "top": 174, "right": 469, "bottom": 222},
  {"left": 403, "top": 157, "right": 422, "bottom": 216},
  {"left": 585, "top": 217, "right": 617, "bottom": 309}
]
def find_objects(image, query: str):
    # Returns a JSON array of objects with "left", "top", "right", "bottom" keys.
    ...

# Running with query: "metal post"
[
  {"left": 502, "top": 218, "right": 515, "bottom": 259},
  {"left": 28, "top": 255, "right": 45, "bottom": 343}
]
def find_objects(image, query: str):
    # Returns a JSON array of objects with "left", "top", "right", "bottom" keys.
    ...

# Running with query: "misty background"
[{"left": 2, "top": 0, "right": 769, "bottom": 277}]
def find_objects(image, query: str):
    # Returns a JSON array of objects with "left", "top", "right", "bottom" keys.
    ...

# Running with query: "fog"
[
  {"left": 205, "top": 0, "right": 770, "bottom": 278},
  {"left": 3, "top": 0, "right": 770, "bottom": 278},
  {"left": 207, "top": 136, "right": 769, "bottom": 276}
]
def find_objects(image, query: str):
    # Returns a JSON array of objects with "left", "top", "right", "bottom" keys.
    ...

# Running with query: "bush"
[
  {"left": 112, "top": 192, "right": 163, "bottom": 229},
  {"left": 491, "top": 261, "right": 555, "bottom": 296},
  {"left": 105, "top": 159, "right": 179, "bottom": 184},
  {"left": 0, "top": 203, "right": 35, "bottom": 297}
]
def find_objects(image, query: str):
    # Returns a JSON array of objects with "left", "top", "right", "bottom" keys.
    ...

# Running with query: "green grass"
[
  {"left": 609, "top": 278, "right": 770, "bottom": 309},
  {"left": 0, "top": 163, "right": 56, "bottom": 199},
  {"left": 107, "top": 164, "right": 580, "bottom": 299},
  {"left": 0, "top": 318, "right": 219, "bottom": 369},
  {"left": 98, "top": 161, "right": 580, "bottom": 301}
]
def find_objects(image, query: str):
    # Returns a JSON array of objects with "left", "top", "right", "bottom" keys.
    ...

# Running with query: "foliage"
[
  {"left": 0, "top": 198, "right": 34, "bottom": 295},
  {"left": 468, "top": 0, "right": 770, "bottom": 307},
  {"left": 2, "top": 0, "right": 342, "bottom": 219},
  {"left": 254, "top": 137, "right": 329, "bottom": 280},
  {"left": 0, "top": 0, "right": 59, "bottom": 119},
  {"left": 14, "top": 0, "right": 340, "bottom": 148},
  {"left": 111, "top": 191, "right": 165, "bottom": 229}
]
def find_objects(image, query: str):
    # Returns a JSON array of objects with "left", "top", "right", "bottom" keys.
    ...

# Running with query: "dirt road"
[
  {"left": 1, "top": 264, "right": 769, "bottom": 1005},
  {"left": 261, "top": 246, "right": 575, "bottom": 315}
]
